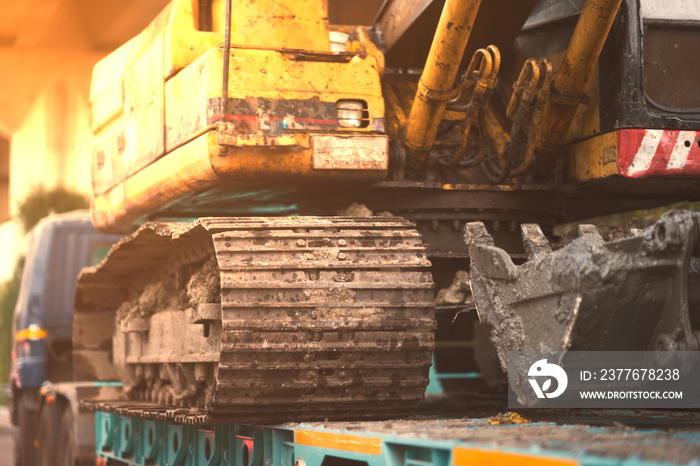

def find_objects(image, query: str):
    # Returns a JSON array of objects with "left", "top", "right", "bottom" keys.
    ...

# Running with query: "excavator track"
[{"left": 76, "top": 217, "right": 436, "bottom": 424}]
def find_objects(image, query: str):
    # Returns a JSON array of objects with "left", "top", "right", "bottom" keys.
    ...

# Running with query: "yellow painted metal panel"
[
  {"left": 565, "top": 63, "right": 600, "bottom": 145},
  {"left": 163, "top": 0, "right": 332, "bottom": 78},
  {"left": 91, "top": 0, "right": 388, "bottom": 233},
  {"left": 92, "top": 130, "right": 388, "bottom": 233},
  {"left": 222, "top": 49, "right": 384, "bottom": 102},
  {"left": 163, "top": 0, "right": 221, "bottom": 78},
  {"left": 164, "top": 46, "right": 385, "bottom": 152},
  {"left": 91, "top": 132, "right": 218, "bottom": 233},
  {"left": 125, "top": 38, "right": 165, "bottom": 172},
  {"left": 164, "top": 52, "right": 215, "bottom": 153},
  {"left": 211, "top": 0, "right": 330, "bottom": 51},
  {"left": 90, "top": 78, "right": 125, "bottom": 133},
  {"left": 211, "top": 132, "right": 388, "bottom": 178},
  {"left": 567, "top": 131, "right": 618, "bottom": 184},
  {"left": 91, "top": 6, "right": 169, "bottom": 195},
  {"left": 90, "top": 34, "right": 137, "bottom": 119}
]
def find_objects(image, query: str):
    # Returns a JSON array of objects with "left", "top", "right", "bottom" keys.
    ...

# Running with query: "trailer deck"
[{"left": 86, "top": 393, "right": 700, "bottom": 466}]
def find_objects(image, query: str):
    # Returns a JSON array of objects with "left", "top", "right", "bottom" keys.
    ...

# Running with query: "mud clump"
[
  {"left": 336, "top": 202, "right": 396, "bottom": 218},
  {"left": 337, "top": 202, "right": 373, "bottom": 217},
  {"left": 116, "top": 300, "right": 136, "bottom": 322},
  {"left": 117, "top": 275, "right": 182, "bottom": 322},
  {"left": 187, "top": 258, "right": 221, "bottom": 307},
  {"left": 435, "top": 270, "right": 473, "bottom": 305}
]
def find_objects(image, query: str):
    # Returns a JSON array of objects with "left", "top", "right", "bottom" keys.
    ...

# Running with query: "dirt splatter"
[
  {"left": 187, "top": 258, "right": 221, "bottom": 307},
  {"left": 304, "top": 287, "right": 356, "bottom": 304}
]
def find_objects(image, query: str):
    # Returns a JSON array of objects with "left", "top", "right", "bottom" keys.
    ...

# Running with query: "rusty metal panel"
[{"left": 312, "top": 135, "right": 388, "bottom": 170}]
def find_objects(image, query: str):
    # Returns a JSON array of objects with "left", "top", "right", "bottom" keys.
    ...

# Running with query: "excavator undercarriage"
[{"left": 76, "top": 217, "right": 435, "bottom": 423}]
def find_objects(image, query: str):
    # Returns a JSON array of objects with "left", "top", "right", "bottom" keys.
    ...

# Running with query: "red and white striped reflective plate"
[{"left": 618, "top": 129, "right": 700, "bottom": 178}]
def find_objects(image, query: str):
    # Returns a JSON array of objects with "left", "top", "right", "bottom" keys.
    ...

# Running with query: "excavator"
[{"left": 74, "top": 0, "right": 700, "bottom": 422}]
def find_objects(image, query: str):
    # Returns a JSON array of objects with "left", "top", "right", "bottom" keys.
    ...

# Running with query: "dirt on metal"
[
  {"left": 116, "top": 278, "right": 182, "bottom": 322},
  {"left": 466, "top": 211, "right": 700, "bottom": 406}
]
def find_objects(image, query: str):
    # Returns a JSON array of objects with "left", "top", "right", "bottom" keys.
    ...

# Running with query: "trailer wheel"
[
  {"left": 37, "top": 402, "right": 60, "bottom": 466},
  {"left": 14, "top": 390, "right": 37, "bottom": 466},
  {"left": 57, "top": 407, "right": 76, "bottom": 466}
]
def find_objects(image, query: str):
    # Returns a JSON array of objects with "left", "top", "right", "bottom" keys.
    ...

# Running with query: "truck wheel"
[
  {"left": 14, "top": 392, "right": 38, "bottom": 466},
  {"left": 10, "top": 386, "right": 18, "bottom": 426},
  {"left": 57, "top": 407, "right": 76, "bottom": 466},
  {"left": 37, "top": 402, "right": 60, "bottom": 466}
]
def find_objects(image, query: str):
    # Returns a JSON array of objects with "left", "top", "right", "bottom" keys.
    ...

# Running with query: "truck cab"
[{"left": 10, "top": 210, "right": 120, "bottom": 466}]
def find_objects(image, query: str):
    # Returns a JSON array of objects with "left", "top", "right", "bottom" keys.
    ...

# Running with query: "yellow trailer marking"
[
  {"left": 453, "top": 447, "right": 578, "bottom": 466},
  {"left": 295, "top": 430, "right": 382, "bottom": 456}
]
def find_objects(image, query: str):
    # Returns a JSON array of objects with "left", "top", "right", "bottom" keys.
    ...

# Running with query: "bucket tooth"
[
  {"left": 464, "top": 222, "right": 517, "bottom": 281},
  {"left": 464, "top": 222, "right": 495, "bottom": 247},
  {"left": 577, "top": 224, "right": 604, "bottom": 245},
  {"left": 520, "top": 223, "right": 552, "bottom": 260}
]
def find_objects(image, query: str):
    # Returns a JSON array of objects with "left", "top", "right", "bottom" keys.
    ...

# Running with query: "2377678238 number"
[{"left": 599, "top": 368, "right": 680, "bottom": 381}]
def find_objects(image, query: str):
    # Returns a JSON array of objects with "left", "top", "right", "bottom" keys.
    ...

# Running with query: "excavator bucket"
[{"left": 465, "top": 211, "right": 700, "bottom": 402}]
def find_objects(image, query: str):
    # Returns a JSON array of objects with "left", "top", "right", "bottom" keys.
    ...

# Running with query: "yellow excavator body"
[{"left": 90, "top": 0, "right": 386, "bottom": 232}]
